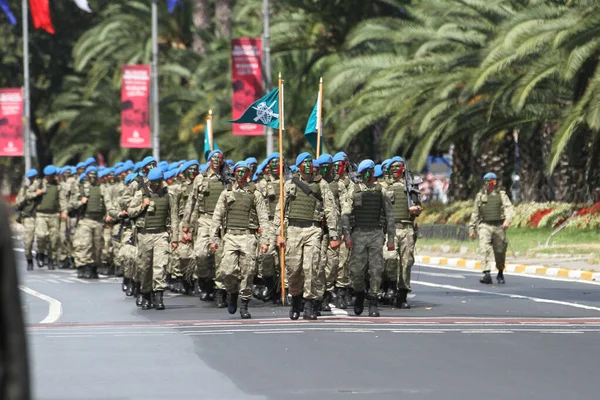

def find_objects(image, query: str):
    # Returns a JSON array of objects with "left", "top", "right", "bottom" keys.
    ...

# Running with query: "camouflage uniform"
[
  {"left": 116, "top": 181, "right": 138, "bottom": 295},
  {"left": 174, "top": 179, "right": 197, "bottom": 287},
  {"left": 15, "top": 179, "right": 40, "bottom": 266},
  {"left": 469, "top": 188, "right": 515, "bottom": 275},
  {"left": 256, "top": 175, "right": 281, "bottom": 298},
  {"left": 34, "top": 179, "right": 68, "bottom": 267},
  {"left": 167, "top": 180, "right": 182, "bottom": 283},
  {"left": 342, "top": 181, "right": 395, "bottom": 312},
  {"left": 101, "top": 180, "right": 119, "bottom": 270}
]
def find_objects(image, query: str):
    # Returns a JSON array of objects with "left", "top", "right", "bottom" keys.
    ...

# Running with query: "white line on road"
[
  {"left": 70, "top": 278, "right": 90, "bottom": 284},
  {"left": 60, "top": 279, "right": 74, "bottom": 284},
  {"left": 46, "top": 279, "right": 60, "bottom": 284},
  {"left": 18, "top": 285, "right": 63, "bottom": 324},
  {"left": 413, "top": 280, "right": 600, "bottom": 312},
  {"left": 13, "top": 248, "right": 24, "bottom": 253},
  {"left": 254, "top": 330, "right": 304, "bottom": 334},
  {"left": 418, "top": 271, "right": 466, "bottom": 279}
]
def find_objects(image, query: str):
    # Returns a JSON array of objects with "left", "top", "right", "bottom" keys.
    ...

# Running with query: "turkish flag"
[{"left": 29, "top": 0, "right": 54, "bottom": 34}]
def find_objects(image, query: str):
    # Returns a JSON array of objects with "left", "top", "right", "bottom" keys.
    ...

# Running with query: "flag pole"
[
  {"left": 316, "top": 77, "right": 323, "bottom": 158},
  {"left": 151, "top": 0, "right": 160, "bottom": 161},
  {"left": 22, "top": 0, "right": 31, "bottom": 171},
  {"left": 208, "top": 109, "right": 214, "bottom": 151},
  {"left": 278, "top": 72, "right": 286, "bottom": 306}
]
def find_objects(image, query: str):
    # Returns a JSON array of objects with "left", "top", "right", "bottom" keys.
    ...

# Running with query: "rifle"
[
  {"left": 403, "top": 163, "right": 423, "bottom": 210},
  {"left": 291, "top": 177, "right": 323, "bottom": 203},
  {"left": 219, "top": 163, "right": 235, "bottom": 186},
  {"left": 348, "top": 162, "right": 360, "bottom": 183}
]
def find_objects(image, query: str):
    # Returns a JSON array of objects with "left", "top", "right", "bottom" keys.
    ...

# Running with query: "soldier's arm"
[
  {"left": 320, "top": 181, "right": 339, "bottom": 237},
  {"left": 68, "top": 183, "right": 82, "bottom": 212},
  {"left": 25, "top": 183, "right": 39, "bottom": 201},
  {"left": 15, "top": 187, "right": 26, "bottom": 208},
  {"left": 169, "top": 192, "right": 179, "bottom": 242},
  {"left": 500, "top": 191, "right": 515, "bottom": 223},
  {"left": 209, "top": 191, "right": 227, "bottom": 240},
  {"left": 382, "top": 188, "right": 396, "bottom": 243},
  {"left": 468, "top": 194, "right": 481, "bottom": 234},
  {"left": 104, "top": 187, "right": 120, "bottom": 219},
  {"left": 273, "top": 181, "right": 291, "bottom": 232},
  {"left": 183, "top": 175, "right": 201, "bottom": 228},
  {"left": 254, "top": 191, "right": 272, "bottom": 245},
  {"left": 126, "top": 190, "right": 146, "bottom": 218},
  {"left": 341, "top": 184, "right": 354, "bottom": 238},
  {"left": 58, "top": 185, "right": 68, "bottom": 214}
]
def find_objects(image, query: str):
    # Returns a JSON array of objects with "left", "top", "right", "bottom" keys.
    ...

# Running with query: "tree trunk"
[
  {"left": 215, "top": 0, "right": 233, "bottom": 39},
  {"left": 448, "top": 136, "right": 476, "bottom": 201},
  {"left": 192, "top": 0, "right": 211, "bottom": 53}
]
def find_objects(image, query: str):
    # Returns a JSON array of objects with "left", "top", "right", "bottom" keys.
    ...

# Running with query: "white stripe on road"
[
  {"left": 13, "top": 248, "right": 24, "bottom": 253},
  {"left": 413, "top": 280, "right": 600, "bottom": 312},
  {"left": 70, "top": 278, "right": 90, "bottom": 284},
  {"left": 46, "top": 279, "right": 60, "bottom": 284},
  {"left": 18, "top": 285, "right": 63, "bottom": 324},
  {"left": 418, "top": 271, "right": 465, "bottom": 279}
]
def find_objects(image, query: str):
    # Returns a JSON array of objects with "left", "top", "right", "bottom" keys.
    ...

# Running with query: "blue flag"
[
  {"left": 230, "top": 88, "right": 281, "bottom": 129},
  {"left": 167, "top": 0, "right": 180, "bottom": 14},
  {"left": 304, "top": 97, "right": 321, "bottom": 153},
  {"left": 204, "top": 123, "right": 220, "bottom": 161},
  {"left": 0, "top": 0, "right": 16, "bottom": 25}
]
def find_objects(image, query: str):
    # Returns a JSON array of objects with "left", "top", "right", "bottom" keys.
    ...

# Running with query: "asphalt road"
[{"left": 14, "top": 244, "right": 600, "bottom": 400}]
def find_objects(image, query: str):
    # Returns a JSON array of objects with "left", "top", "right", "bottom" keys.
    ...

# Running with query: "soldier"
[
  {"left": 111, "top": 165, "right": 130, "bottom": 278},
  {"left": 383, "top": 157, "right": 422, "bottom": 309},
  {"left": 164, "top": 168, "right": 182, "bottom": 292},
  {"left": 182, "top": 150, "right": 228, "bottom": 303},
  {"left": 342, "top": 160, "right": 395, "bottom": 317},
  {"left": 70, "top": 166, "right": 113, "bottom": 279},
  {"left": 127, "top": 169, "right": 179, "bottom": 310},
  {"left": 34, "top": 165, "right": 68, "bottom": 270},
  {"left": 209, "top": 161, "right": 271, "bottom": 319},
  {"left": 100, "top": 168, "right": 119, "bottom": 275},
  {"left": 117, "top": 172, "right": 138, "bottom": 296},
  {"left": 245, "top": 157, "right": 258, "bottom": 176},
  {"left": 469, "top": 172, "right": 514, "bottom": 284},
  {"left": 15, "top": 169, "right": 40, "bottom": 270},
  {"left": 275, "top": 152, "right": 341, "bottom": 320}
]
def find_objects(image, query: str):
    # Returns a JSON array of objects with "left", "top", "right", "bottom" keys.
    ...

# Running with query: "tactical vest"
[
  {"left": 329, "top": 181, "right": 340, "bottom": 208},
  {"left": 85, "top": 185, "right": 105, "bottom": 221},
  {"left": 179, "top": 182, "right": 192, "bottom": 217},
  {"left": 392, "top": 184, "right": 410, "bottom": 221},
  {"left": 203, "top": 178, "right": 223, "bottom": 215},
  {"left": 145, "top": 191, "right": 170, "bottom": 230},
  {"left": 267, "top": 180, "right": 279, "bottom": 217},
  {"left": 21, "top": 187, "right": 37, "bottom": 216},
  {"left": 480, "top": 192, "right": 503, "bottom": 222},
  {"left": 37, "top": 184, "right": 60, "bottom": 213},
  {"left": 226, "top": 189, "right": 254, "bottom": 229},
  {"left": 352, "top": 184, "right": 383, "bottom": 228},
  {"left": 288, "top": 181, "right": 320, "bottom": 221}
]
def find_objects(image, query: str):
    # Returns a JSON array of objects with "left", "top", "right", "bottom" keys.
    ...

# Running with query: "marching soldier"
[
  {"left": 15, "top": 169, "right": 40, "bottom": 270},
  {"left": 182, "top": 150, "right": 227, "bottom": 302},
  {"left": 245, "top": 157, "right": 258, "bottom": 176},
  {"left": 276, "top": 152, "right": 341, "bottom": 320},
  {"left": 384, "top": 157, "right": 422, "bottom": 309},
  {"left": 209, "top": 161, "right": 271, "bottom": 319},
  {"left": 34, "top": 165, "right": 68, "bottom": 270},
  {"left": 127, "top": 169, "right": 179, "bottom": 310},
  {"left": 342, "top": 160, "right": 395, "bottom": 317},
  {"left": 164, "top": 168, "right": 183, "bottom": 292},
  {"left": 117, "top": 172, "right": 138, "bottom": 296},
  {"left": 100, "top": 168, "right": 119, "bottom": 275},
  {"left": 469, "top": 172, "right": 515, "bottom": 284}
]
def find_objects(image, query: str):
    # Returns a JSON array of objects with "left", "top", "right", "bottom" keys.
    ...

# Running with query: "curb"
[{"left": 415, "top": 255, "right": 600, "bottom": 282}]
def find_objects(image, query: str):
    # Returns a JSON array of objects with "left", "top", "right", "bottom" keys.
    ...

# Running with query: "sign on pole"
[
  {"left": 0, "top": 88, "right": 24, "bottom": 157},
  {"left": 121, "top": 65, "right": 151, "bottom": 148},
  {"left": 231, "top": 38, "right": 263, "bottom": 136}
]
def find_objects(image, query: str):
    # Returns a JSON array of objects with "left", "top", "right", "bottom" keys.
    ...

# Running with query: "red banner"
[
  {"left": 0, "top": 88, "right": 24, "bottom": 157},
  {"left": 231, "top": 38, "right": 263, "bottom": 136},
  {"left": 121, "top": 65, "right": 151, "bottom": 148}
]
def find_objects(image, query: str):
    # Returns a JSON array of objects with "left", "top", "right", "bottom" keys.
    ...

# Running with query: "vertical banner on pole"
[
  {"left": 0, "top": 88, "right": 24, "bottom": 156},
  {"left": 231, "top": 38, "right": 263, "bottom": 136},
  {"left": 121, "top": 65, "right": 151, "bottom": 148}
]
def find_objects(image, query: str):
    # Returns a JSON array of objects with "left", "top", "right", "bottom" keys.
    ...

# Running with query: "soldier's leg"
[
  {"left": 57, "top": 219, "right": 68, "bottom": 264},
  {"left": 383, "top": 236, "right": 399, "bottom": 300},
  {"left": 23, "top": 217, "right": 36, "bottom": 263},
  {"left": 397, "top": 226, "right": 415, "bottom": 292},
  {"left": 366, "top": 230, "right": 385, "bottom": 316},
  {"left": 92, "top": 221, "right": 104, "bottom": 268},
  {"left": 491, "top": 225, "right": 507, "bottom": 283},
  {"left": 301, "top": 226, "right": 322, "bottom": 302},
  {"left": 73, "top": 220, "right": 94, "bottom": 276},
  {"left": 285, "top": 226, "right": 305, "bottom": 297},
  {"left": 111, "top": 224, "right": 122, "bottom": 275},
  {"left": 138, "top": 234, "right": 154, "bottom": 297},
  {"left": 34, "top": 214, "right": 50, "bottom": 261},
  {"left": 47, "top": 215, "right": 60, "bottom": 266},
  {"left": 238, "top": 234, "right": 257, "bottom": 319},
  {"left": 194, "top": 217, "right": 216, "bottom": 298},
  {"left": 349, "top": 231, "right": 368, "bottom": 294},
  {"left": 334, "top": 243, "right": 351, "bottom": 309},
  {"left": 151, "top": 233, "right": 169, "bottom": 291},
  {"left": 101, "top": 224, "right": 112, "bottom": 267},
  {"left": 315, "top": 233, "right": 328, "bottom": 303},
  {"left": 478, "top": 224, "right": 494, "bottom": 272}
]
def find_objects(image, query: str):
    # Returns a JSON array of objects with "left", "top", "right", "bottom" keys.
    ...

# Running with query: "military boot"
[
  {"left": 239, "top": 299, "right": 251, "bottom": 319},
  {"left": 191, "top": 279, "right": 201, "bottom": 296},
  {"left": 303, "top": 299, "right": 317, "bottom": 320},
  {"left": 125, "top": 280, "right": 134, "bottom": 297},
  {"left": 385, "top": 281, "right": 397, "bottom": 303},
  {"left": 36, "top": 253, "right": 45, "bottom": 268},
  {"left": 68, "top": 257, "right": 75, "bottom": 269},
  {"left": 59, "top": 259, "right": 69, "bottom": 269},
  {"left": 368, "top": 296, "right": 380, "bottom": 317},
  {"left": 215, "top": 289, "right": 227, "bottom": 308},
  {"left": 154, "top": 291, "right": 165, "bottom": 310},
  {"left": 76, "top": 266, "right": 85, "bottom": 279},
  {"left": 82, "top": 264, "right": 92, "bottom": 279},
  {"left": 261, "top": 277, "right": 275, "bottom": 302},
  {"left": 289, "top": 295, "right": 303, "bottom": 320},
  {"left": 48, "top": 258, "right": 56, "bottom": 270},
  {"left": 396, "top": 289, "right": 411, "bottom": 309},
  {"left": 27, "top": 259, "right": 34, "bottom": 271},
  {"left": 228, "top": 292, "right": 239, "bottom": 314},
  {"left": 132, "top": 281, "right": 140, "bottom": 298},
  {"left": 353, "top": 291, "right": 366, "bottom": 316},
  {"left": 497, "top": 268, "right": 506, "bottom": 284},
  {"left": 198, "top": 278, "right": 213, "bottom": 302},
  {"left": 313, "top": 300, "right": 322, "bottom": 317},
  {"left": 480, "top": 271, "right": 493, "bottom": 284},
  {"left": 173, "top": 277, "right": 185, "bottom": 294},
  {"left": 321, "top": 291, "right": 332, "bottom": 312},
  {"left": 252, "top": 284, "right": 263, "bottom": 301},
  {"left": 122, "top": 277, "right": 130, "bottom": 293},
  {"left": 336, "top": 287, "right": 348, "bottom": 309},
  {"left": 141, "top": 293, "right": 152, "bottom": 310}
]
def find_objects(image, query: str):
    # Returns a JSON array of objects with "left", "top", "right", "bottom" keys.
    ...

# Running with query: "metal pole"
[
  {"left": 263, "top": 0, "right": 273, "bottom": 156},
  {"left": 151, "top": 0, "right": 160, "bottom": 161},
  {"left": 22, "top": 0, "right": 31, "bottom": 171}
]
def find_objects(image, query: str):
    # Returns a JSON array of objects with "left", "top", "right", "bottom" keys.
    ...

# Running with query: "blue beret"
[
  {"left": 141, "top": 156, "right": 156, "bottom": 168},
  {"left": 164, "top": 169, "right": 178, "bottom": 180},
  {"left": 390, "top": 156, "right": 405, "bottom": 164},
  {"left": 85, "top": 166, "right": 98, "bottom": 175},
  {"left": 357, "top": 159, "right": 375, "bottom": 173},
  {"left": 332, "top": 153, "right": 346, "bottom": 163},
  {"left": 125, "top": 173, "right": 137, "bottom": 185},
  {"left": 334, "top": 151, "right": 347, "bottom": 160},
  {"left": 234, "top": 161, "right": 248, "bottom": 170},
  {"left": 289, "top": 165, "right": 299, "bottom": 173},
  {"left": 256, "top": 160, "right": 267, "bottom": 175},
  {"left": 374, "top": 164, "right": 383, "bottom": 178},
  {"left": 76, "top": 162, "right": 85, "bottom": 169},
  {"left": 182, "top": 160, "right": 200, "bottom": 172},
  {"left": 295, "top": 152, "right": 312, "bottom": 166},
  {"left": 105, "top": 168, "right": 115, "bottom": 175},
  {"left": 252, "top": 172, "right": 259, "bottom": 182},
  {"left": 134, "top": 161, "right": 143, "bottom": 172},
  {"left": 84, "top": 157, "right": 96, "bottom": 167},
  {"left": 245, "top": 157, "right": 258, "bottom": 165},
  {"left": 98, "top": 170, "right": 107, "bottom": 179},
  {"left": 267, "top": 152, "right": 280, "bottom": 164},
  {"left": 208, "top": 150, "right": 222, "bottom": 160},
  {"left": 114, "top": 166, "right": 124, "bottom": 176},
  {"left": 148, "top": 169, "right": 164, "bottom": 181},
  {"left": 79, "top": 173, "right": 86, "bottom": 182},
  {"left": 178, "top": 159, "right": 187, "bottom": 165},
  {"left": 199, "top": 163, "right": 209, "bottom": 172},
  {"left": 483, "top": 172, "right": 497, "bottom": 180},
  {"left": 123, "top": 160, "right": 135, "bottom": 170},
  {"left": 26, "top": 169, "right": 38, "bottom": 178},
  {"left": 113, "top": 162, "right": 124, "bottom": 169},
  {"left": 43, "top": 165, "right": 57, "bottom": 175},
  {"left": 225, "top": 159, "right": 234, "bottom": 166},
  {"left": 168, "top": 162, "right": 179, "bottom": 171},
  {"left": 159, "top": 164, "right": 170, "bottom": 172},
  {"left": 317, "top": 154, "right": 333, "bottom": 165},
  {"left": 312, "top": 160, "right": 319, "bottom": 168}
]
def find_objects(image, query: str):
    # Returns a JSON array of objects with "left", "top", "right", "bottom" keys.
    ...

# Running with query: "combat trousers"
[
  {"left": 177, "top": 221, "right": 196, "bottom": 282},
  {"left": 138, "top": 231, "right": 169, "bottom": 293},
  {"left": 101, "top": 223, "right": 117, "bottom": 266},
  {"left": 117, "top": 228, "right": 136, "bottom": 279},
  {"left": 326, "top": 243, "right": 350, "bottom": 292},
  {"left": 35, "top": 212, "right": 60, "bottom": 259},
  {"left": 193, "top": 215, "right": 216, "bottom": 280},
  {"left": 257, "top": 221, "right": 278, "bottom": 279},
  {"left": 384, "top": 223, "right": 416, "bottom": 291},
  {"left": 315, "top": 234, "right": 329, "bottom": 300},
  {"left": 73, "top": 218, "right": 104, "bottom": 267},
  {"left": 349, "top": 228, "right": 385, "bottom": 298},
  {"left": 285, "top": 224, "right": 322, "bottom": 300},
  {"left": 478, "top": 222, "right": 507, "bottom": 272},
  {"left": 23, "top": 217, "right": 35, "bottom": 261},
  {"left": 217, "top": 231, "right": 258, "bottom": 301},
  {"left": 57, "top": 218, "right": 71, "bottom": 262}
]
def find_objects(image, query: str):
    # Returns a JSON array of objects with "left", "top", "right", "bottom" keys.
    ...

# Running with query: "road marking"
[
  {"left": 418, "top": 271, "right": 465, "bottom": 279},
  {"left": 71, "top": 278, "right": 90, "bottom": 284},
  {"left": 461, "top": 330, "right": 514, "bottom": 334},
  {"left": 413, "top": 280, "right": 600, "bottom": 312},
  {"left": 254, "top": 330, "right": 304, "bottom": 334},
  {"left": 18, "top": 285, "right": 62, "bottom": 324},
  {"left": 14, "top": 248, "right": 24, "bottom": 253},
  {"left": 46, "top": 279, "right": 60, "bottom": 284},
  {"left": 60, "top": 279, "right": 74, "bottom": 284},
  {"left": 185, "top": 332, "right": 234, "bottom": 336},
  {"left": 391, "top": 330, "right": 445, "bottom": 334}
]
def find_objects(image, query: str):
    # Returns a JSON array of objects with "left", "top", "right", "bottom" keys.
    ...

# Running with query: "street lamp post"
[{"left": 263, "top": 0, "right": 273, "bottom": 156}]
